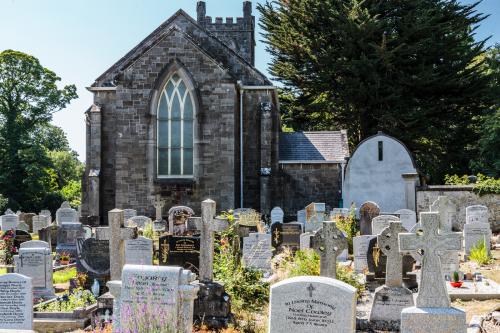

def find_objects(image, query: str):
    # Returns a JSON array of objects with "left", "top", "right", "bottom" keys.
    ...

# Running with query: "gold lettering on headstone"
[{"left": 161, "top": 240, "right": 169, "bottom": 264}]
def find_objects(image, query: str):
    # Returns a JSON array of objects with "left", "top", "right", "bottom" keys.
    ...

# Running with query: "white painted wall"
[{"left": 343, "top": 133, "right": 417, "bottom": 213}]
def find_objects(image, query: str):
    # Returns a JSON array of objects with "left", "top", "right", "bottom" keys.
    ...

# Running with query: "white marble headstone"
[
  {"left": 269, "top": 276, "right": 356, "bottom": 333},
  {"left": 464, "top": 205, "right": 491, "bottom": 256},
  {"left": 0, "top": 210, "right": 19, "bottom": 231},
  {"left": 270, "top": 207, "right": 284, "bottom": 224},
  {"left": 0, "top": 273, "right": 33, "bottom": 330},
  {"left": 56, "top": 201, "right": 78, "bottom": 225},
  {"left": 371, "top": 215, "right": 399, "bottom": 235}
]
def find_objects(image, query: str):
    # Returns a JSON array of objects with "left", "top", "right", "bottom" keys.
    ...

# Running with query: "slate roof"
[{"left": 279, "top": 131, "right": 350, "bottom": 162}]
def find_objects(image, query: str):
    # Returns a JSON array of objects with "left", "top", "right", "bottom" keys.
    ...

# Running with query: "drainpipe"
[{"left": 237, "top": 82, "right": 277, "bottom": 209}]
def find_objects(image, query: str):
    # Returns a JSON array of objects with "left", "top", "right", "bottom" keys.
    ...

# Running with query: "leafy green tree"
[
  {"left": 259, "top": 0, "right": 495, "bottom": 182},
  {"left": 34, "top": 124, "right": 71, "bottom": 152},
  {"left": 0, "top": 50, "right": 77, "bottom": 211}
]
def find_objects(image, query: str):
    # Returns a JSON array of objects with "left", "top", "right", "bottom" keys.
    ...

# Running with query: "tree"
[
  {"left": 259, "top": 0, "right": 496, "bottom": 182},
  {"left": 0, "top": 50, "right": 77, "bottom": 211}
]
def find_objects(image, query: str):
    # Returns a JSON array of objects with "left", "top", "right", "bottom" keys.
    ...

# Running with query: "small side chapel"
[{"left": 82, "top": 2, "right": 349, "bottom": 224}]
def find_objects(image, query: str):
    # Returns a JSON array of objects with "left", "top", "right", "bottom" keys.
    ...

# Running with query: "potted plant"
[
  {"left": 59, "top": 252, "right": 71, "bottom": 265},
  {"left": 450, "top": 271, "right": 463, "bottom": 288}
]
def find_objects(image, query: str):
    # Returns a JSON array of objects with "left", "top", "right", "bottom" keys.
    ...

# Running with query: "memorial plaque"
[
  {"left": 242, "top": 233, "right": 272, "bottom": 271},
  {"left": 159, "top": 235, "right": 200, "bottom": 273},
  {"left": 269, "top": 276, "right": 356, "bottom": 333},
  {"left": 0, "top": 273, "right": 33, "bottom": 330}
]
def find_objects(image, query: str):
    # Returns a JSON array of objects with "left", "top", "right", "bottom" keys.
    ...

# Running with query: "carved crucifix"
[
  {"left": 378, "top": 221, "right": 407, "bottom": 287},
  {"left": 311, "top": 221, "right": 348, "bottom": 279},
  {"left": 153, "top": 194, "right": 166, "bottom": 223},
  {"left": 199, "top": 199, "right": 229, "bottom": 282},
  {"left": 399, "top": 212, "right": 462, "bottom": 308},
  {"left": 108, "top": 209, "right": 138, "bottom": 281}
]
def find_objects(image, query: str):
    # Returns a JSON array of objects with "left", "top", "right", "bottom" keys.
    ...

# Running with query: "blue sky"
[{"left": 1, "top": 0, "right": 499, "bottom": 160}]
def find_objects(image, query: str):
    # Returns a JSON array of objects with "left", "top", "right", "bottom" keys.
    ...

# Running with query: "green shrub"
[
  {"left": 53, "top": 267, "right": 76, "bottom": 284},
  {"left": 0, "top": 194, "right": 7, "bottom": 213},
  {"left": 273, "top": 249, "right": 365, "bottom": 297},
  {"left": 444, "top": 174, "right": 500, "bottom": 195},
  {"left": 334, "top": 204, "right": 358, "bottom": 253},
  {"left": 469, "top": 238, "right": 492, "bottom": 265},
  {"left": 142, "top": 222, "right": 154, "bottom": 239},
  {"left": 213, "top": 211, "right": 269, "bottom": 312},
  {"left": 36, "top": 288, "right": 95, "bottom": 312}
]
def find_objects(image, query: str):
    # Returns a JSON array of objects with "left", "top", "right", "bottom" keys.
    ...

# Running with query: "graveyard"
[{"left": 1, "top": 0, "right": 500, "bottom": 332}]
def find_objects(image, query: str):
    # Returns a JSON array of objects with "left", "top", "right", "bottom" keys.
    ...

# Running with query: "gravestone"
[
  {"left": 126, "top": 215, "right": 152, "bottom": 229},
  {"left": 371, "top": 215, "right": 400, "bottom": 235},
  {"left": 168, "top": 206, "right": 195, "bottom": 235},
  {"left": 76, "top": 237, "right": 110, "bottom": 282},
  {"left": 269, "top": 276, "right": 356, "bottom": 333},
  {"left": 122, "top": 209, "right": 137, "bottom": 223},
  {"left": 429, "top": 196, "right": 456, "bottom": 231},
  {"left": 95, "top": 227, "right": 110, "bottom": 240},
  {"left": 82, "top": 225, "right": 92, "bottom": 239},
  {"left": 56, "top": 201, "right": 78, "bottom": 225},
  {"left": 304, "top": 202, "right": 326, "bottom": 232},
  {"left": 297, "top": 209, "right": 306, "bottom": 225},
  {"left": 32, "top": 215, "right": 50, "bottom": 235},
  {"left": 14, "top": 240, "right": 55, "bottom": 299},
  {"left": 38, "top": 226, "right": 52, "bottom": 251},
  {"left": 14, "top": 230, "right": 32, "bottom": 250},
  {"left": 353, "top": 235, "right": 376, "bottom": 273},
  {"left": 193, "top": 199, "right": 232, "bottom": 329},
  {"left": 330, "top": 208, "right": 350, "bottom": 219},
  {"left": 40, "top": 210, "right": 52, "bottom": 224},
  {"left": 159, "top": 235, "right": 200, "bottom": 273},
  {"left": 125, "top": 236, "right": 153, "bottom": 265},
  {"left": 0, "top": 273, "right": 33, "bottom": 330},
  {"left": 395, "top": 209, "right": 417, "bottom": 232},
  {"left": 270, "top": 207, "right": 284, "bottom": 224},
  {"left": 399, "top": 212, "right": 466, "bottom": 333},
  {"left": 56, "top": 222, "right": 84, "bottom": 258},
  {"left": 311, "top": 221, "right": 347, "bottom": 278},
  {"left": 369, "top": 222, "right": 414, "bottom": 328},
  {"left": 242, "top": 233, "right": 273, "bottom": 271},
  {"left": 114, "top": 265, "right": 199, "bottom": 333},
  {"left": 23, "top": 213, "right": 36, "bottom": 233},
  {"left": 299, "top": 232, "right": 313, "bottom": 250},
  {"left": 186, "top": 216, "right": 201, "bottom": 233},
  {"left": 359, "top": 201, "right": 380, "bottom": 235},
  {"left": 271, "top": 222, "right": 302, "bottom": 253},
  {"left": 0, "top": 209, "right": 19, "bottom": 231},
  {"left": 17, "top": 221, "right": 30, "bottom": 233},
  {"left": 108, "top": 209, "right": 138, "bottom": 281},
  {"left": 464, "top": 205, "right": 491, "bottom": 256},
  {"left": 153, "top": 193, "right": 166, "bottom": 222}
]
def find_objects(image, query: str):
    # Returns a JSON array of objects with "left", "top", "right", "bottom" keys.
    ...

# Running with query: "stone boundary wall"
[{"left": 417, "top": 185, "right": 499, "bottom": 232}]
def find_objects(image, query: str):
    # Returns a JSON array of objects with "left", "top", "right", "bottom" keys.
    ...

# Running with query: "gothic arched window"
[{"left": 157, "top": 73, "right": 194, "bottom": 177}]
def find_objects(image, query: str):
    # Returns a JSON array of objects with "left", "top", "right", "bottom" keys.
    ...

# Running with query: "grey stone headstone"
[
  {"left": 56, "top": 201, "right": 78, "bottom": 225},
  {"left": 125, "top": 236, "right": 153, "bottom": 265},
  {"left": 56, "top": 222, "right": 84, "bottom": 257},
  {"left": 394, "top": 209, "right": 417, "bottom": 231},
  {"left": 32, "top": 215, "right": 50, "bottom": 235},
  {"left": 242, "top": 233, "right": 272, "bottom": 272},
  {"left": 353, "top": 235, "right": 376, "bottom": 273},
  {"left": 270, "top": 207, "right": 284, "bottom": 224},
  {"left": 371, "top": 215, "right": 400, "bottom": 235},
  {"left": 304, "top": 203, "right": 326, "bottom": 232},
  {"left": 359, "top": 201, "right": 380, "bottom": 235},
  {"left": 126, "top": 215, "right": 152, "bottom": 229},
  {"left": 311, "top": 221, "right": 348, "bottom": 278},
  {"left": 429, "top": 196, "right": 456, "bottom": 231},
  {"left": 299, "top": 232, "right": 313, "bottom": 250},
  {"left": 14, "top": 241, "right": 55, "bottom": 299},
  {"left": 269, "top": 276, "right": 356, "bottom": 333},
  {"left": 0, "top": 273, "right": 33, "bottom": 330},
  {"left": 464, "top": 205, "right": 491, "bottom": 256},
  {"left": 123, "top": 209, "right": 137, "bottom": 223},
  {"left": 465, "top": 205, "right": 488, "bottom": 224},
  {"left": 95, "top": 227, "right": 110, "bottom": 241},
  {"left": 16, "top": 221, "right": 30, "bottom": 233},
  {"left": 40, "top": 210, "right": 52, "bottom": 224}
]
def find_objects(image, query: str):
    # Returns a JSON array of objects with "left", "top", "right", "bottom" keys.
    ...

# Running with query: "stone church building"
[{"left": 81, "top": 2, "right": 349, "bottom": 224}]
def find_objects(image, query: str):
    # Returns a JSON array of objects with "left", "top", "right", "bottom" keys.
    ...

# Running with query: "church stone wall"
[{"left": 278, "top": 163, "right": 342, "bottom": 218}]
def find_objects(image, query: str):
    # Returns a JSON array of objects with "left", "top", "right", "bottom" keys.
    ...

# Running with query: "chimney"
[{"left": 197, "top": 1, "right": 206, "bottom": 25}]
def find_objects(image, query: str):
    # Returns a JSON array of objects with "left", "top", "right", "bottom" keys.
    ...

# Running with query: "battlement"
[{"left": 196, "top": 1, "right": 255, "bottom": 65}]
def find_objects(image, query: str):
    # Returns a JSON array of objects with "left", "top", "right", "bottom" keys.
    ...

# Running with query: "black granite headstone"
[
  {"left": 13, "top": 230, "right": 32, "bottom": 250},
  {"left": 76, "top": 237, "right": 110, "bottom": 281},
  {"left": 271, "top": 222, "right": 302, "bottom": 252},
  {"left": 158, "top": 235, "right": 200, "bottom": 273}
]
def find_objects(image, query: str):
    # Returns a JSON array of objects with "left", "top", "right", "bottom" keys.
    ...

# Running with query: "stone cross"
[
  {"left": 154, "top": 194, "right": 166, "bottom": 222},
  {"left": 199, "top": 199, "right": 228, "bottom": 282},
  {"left": 311, "top": 221, "right": 348, "bottom": 278},
  {"left": 109, "top": 209, "right": 138, "bottom": 281},
  {"left": 378, "top": 222, "right": 407, "bottom": 287},
  {"left": 399, "top": 212, "right": 462, "bottom": 308}
]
